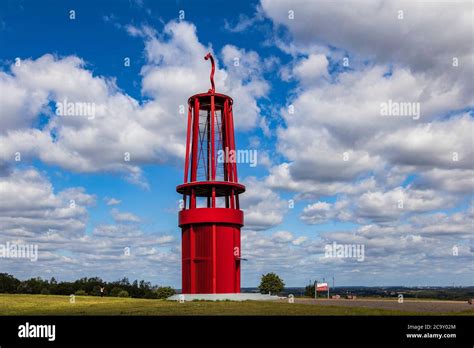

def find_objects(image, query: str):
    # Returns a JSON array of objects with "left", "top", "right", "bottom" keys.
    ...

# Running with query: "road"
[{"left": 290, "top": 298, "right": 474, "bottom": 313}]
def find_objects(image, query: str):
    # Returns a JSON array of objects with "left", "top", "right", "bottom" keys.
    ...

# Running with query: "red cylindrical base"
[{"left": 180, "top": 208, "right": 242, "bottom": 294}]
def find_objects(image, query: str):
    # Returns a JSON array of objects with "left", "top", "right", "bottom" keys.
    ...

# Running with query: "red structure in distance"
[{"left": 177, "top": 53, "right": 245, "bottom": 294}]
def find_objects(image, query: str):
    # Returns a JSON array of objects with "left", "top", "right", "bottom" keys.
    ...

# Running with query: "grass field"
[{"left": 1, "top": 294, "right": 473, "bottom": 315}]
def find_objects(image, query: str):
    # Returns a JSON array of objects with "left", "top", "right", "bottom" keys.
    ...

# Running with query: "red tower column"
[{"left": 177, "top": 53, "right": 245, "bottom": 294}]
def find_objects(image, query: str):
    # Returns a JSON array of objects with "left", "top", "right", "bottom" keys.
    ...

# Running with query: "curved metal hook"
[{"left": 204, "top": 52, "right": 215, "bottom": 94}]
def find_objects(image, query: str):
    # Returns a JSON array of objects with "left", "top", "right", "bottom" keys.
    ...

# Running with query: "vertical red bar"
[
  {"left": 211, "top": 187, "right": 216, "bottom": 208},
  {"left": 191, "top": 98, "right": 200, "bottom": 182},
  {"left": 227, "top": 105, "right": 235, "bottom": 182},
  {"left": 191, "top": 189, "right": 196, "bottom": 209},
  {"left": 181, "top": 230, "right": 186, "bottom": 293},
  {"left": 229, "top": 105, "right": 238, "bottom": 182},
  {"left": 212, "top": 224, "right": 216, "bottom": 293},
  {"left": 222, "top": 100, "right": 230, "bottom": 208},
  {"left": 234, "top": 228, "right": 241, "bottom": 293},
  {"left": 223, "top": 99, "right": 233, "bottom": 183},
  {"left": 184, "top": 104, "right": 192, "bottom": 183},
  {"left": 222, "top": 100, "right": 227, "bottom": 181},
  {"left": 207, "top": 109, "right": 211, "bottom": 181},
  {"left": 211, "top": 95, "right": 216, "bottom": 180},
  {"left": 190, "top": 225, "right": 196, "bottom": 294}
]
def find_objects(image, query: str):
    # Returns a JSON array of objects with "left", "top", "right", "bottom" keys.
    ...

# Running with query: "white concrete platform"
[{"left": 168, "top": 293, "right": 282, "bottom": 301}]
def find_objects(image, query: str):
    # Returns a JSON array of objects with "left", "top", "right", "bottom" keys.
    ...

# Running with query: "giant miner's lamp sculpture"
[{"left": 176, "top": 53, "right": 245, "bottom": 294}]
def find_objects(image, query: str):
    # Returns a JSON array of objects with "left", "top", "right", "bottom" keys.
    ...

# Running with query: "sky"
[{"left": 0, "top": 0, "right": 473, "bottom": 288}]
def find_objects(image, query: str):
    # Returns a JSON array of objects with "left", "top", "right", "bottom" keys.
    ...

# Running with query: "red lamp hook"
[{"left": 204, "top": 52, "right": 215, "bottom": 94}]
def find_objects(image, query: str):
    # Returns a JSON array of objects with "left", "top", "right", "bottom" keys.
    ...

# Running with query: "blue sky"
[{"left": 0, "top": 0, "right": 473, "bottom": 287}]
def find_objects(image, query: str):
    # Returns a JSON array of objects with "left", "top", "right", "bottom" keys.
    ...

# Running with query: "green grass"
[{"left": 0, "top": 294, "right": 472, "bottom": 315}]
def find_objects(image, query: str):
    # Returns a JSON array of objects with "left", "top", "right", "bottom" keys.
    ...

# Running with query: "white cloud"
[
  {"left": 0, "top": 167, "right": 179, "bottom": 284},
  {"left": 258, "top": 0, "right": 472, "bottom": 203},
  {"left": 111, "top": 209, "right": 141, "bottom": 223},
  {"left": 266, "top": 71, "right": 473, "bottom": 202},
  {"left": 266, "top": 162, "right": 377, "bottom": 198},
  {"left": 260, "top": 0, "right": 473, "bottom": 97},
  {"left": 240, "top": 176, "right": 288, "bottom": 231},
  {"left": 241, "top": 208, "right": 473, "bottom": 286},
  {"left": 300, "top": 185, "right": 457, "bottom": 225},
  {"left": 415, "top": 168, "right": 474, "bottom": 194},
  {"left": 355, "top": 187, "right": 455, "bottom": 222},
  {"left": 0, "top": 71, "right": 47, "bottom": 132},
  {"left": 293, "top": 54, "right": 329, "bottom": 84},
  {"left": 368, "top": 113, "right": 473, "bottom": 170},
  {"left": 301, "top": 200, "right": 351, "bottom": 224},
  {"left": 292, "top": 236, "right": 307, "bottom": 246},
  {"left": 0, "top": 167, "right": 95, "bottom": 238},
  {"left": 272, "top": 231, "right": 294, "bottom": 243},
  {"left": 223, "top": 10, "right": 264, "bottom": 33},
  {"left": 259, "top": 3, "right": 473, "bottom": 207},
  {"left": 105, "top": 197, "right": 121, "bottom": 206}
]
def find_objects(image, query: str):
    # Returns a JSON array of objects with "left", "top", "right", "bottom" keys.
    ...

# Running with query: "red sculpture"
[{"left": 177, "top": 53, "right": 245, "bottom": 294}]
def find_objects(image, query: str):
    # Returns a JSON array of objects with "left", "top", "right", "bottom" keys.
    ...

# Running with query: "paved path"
[{"left": 289, "top": 298, "right": 474, "bottom": 313}]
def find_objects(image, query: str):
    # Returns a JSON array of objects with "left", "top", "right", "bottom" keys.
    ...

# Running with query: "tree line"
[
  {"left": 0, "top": 272, "right": 288, "bottom": 298},
  {"left": 0, "top": 273, "right": 175, "bottom": 299}
]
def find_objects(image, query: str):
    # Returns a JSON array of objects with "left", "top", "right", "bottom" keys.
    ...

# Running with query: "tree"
[
  {"left": 119, "top": 277, "right": 130, "bottom": 286},
  {"left": 0, "top": 274, "right": 175, "bottom": 300},
  {"left": 155, "top": 286, "right": 176, "bottom": 299},
  {"left": 304, "top": 284, "right": 315, "bottom": 298},
  {"left": 117, "top": 290, "right": 129, "bottom": 297},
  {"left": 110, "top": 287, "right": 123, "bottom": 297},
  {"left": 258, "top": 273, "right": 284, "bottom": 295},
  {"left": 18, "top": 277, "right": 48, "bottom": 294},
  {"left": 0, "top": 273, "right": 20, "bottom": 293}
]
